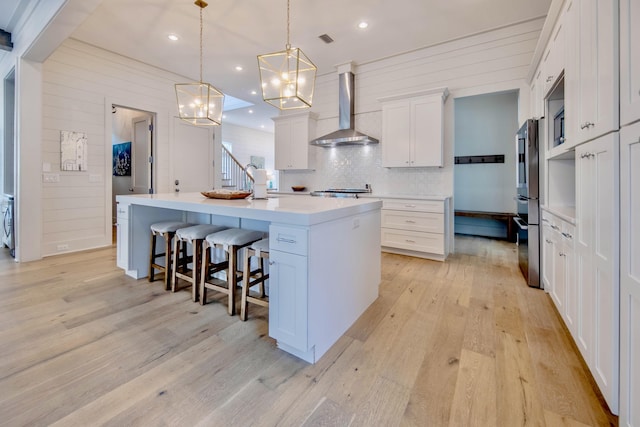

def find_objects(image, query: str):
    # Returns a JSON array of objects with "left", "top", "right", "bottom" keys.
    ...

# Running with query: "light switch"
[{"left": 42, "top": 173, "right": 60, "bottom": 183}]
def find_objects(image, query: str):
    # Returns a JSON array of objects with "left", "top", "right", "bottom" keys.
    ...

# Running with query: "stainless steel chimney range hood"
[{"left": 310, "top": 70, "right": 379, "bottom": 147}]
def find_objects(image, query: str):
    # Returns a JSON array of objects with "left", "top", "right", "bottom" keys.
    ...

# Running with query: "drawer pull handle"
[
  {"left": 551, "top": 225, "right": 560, "bottom": 230},
  {"left": 404, "top": 204, "right": 417, "bottom": 208},
  {"left": 561, "top": 232, "right": 573, "bottom": 239},
  {"left": 542, "top": 218, "right": 549, "bottom": 223},
  {"left": 276, "top": 237, "right": 297, "bottom": 244},
  {"left": 405, "top": 239, "right": 416, "bottom": 243},
  {"left": 545, "top": 239, "right": 552, "bottom": 244},
  {"left": 405, "top": 220, "right": 416, "bottom": 224}
]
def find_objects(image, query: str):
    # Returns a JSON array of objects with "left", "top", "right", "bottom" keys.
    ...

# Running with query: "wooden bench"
[{"left": 454, "top": 210, "right": 517, "bottom": 243}]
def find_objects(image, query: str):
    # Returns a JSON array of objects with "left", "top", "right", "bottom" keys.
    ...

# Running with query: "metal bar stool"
[
  {"left": 240, "top": 238, "right": 270, "bottom": 321},
  {"left": 200, "top": 228, "right": 264, "bottom": 315},
  {"left": 149, "top": 221, "right": 192, "bottom": 290},
  {"left": 172, "top": 224, "right": 228, "bottom": 302}
]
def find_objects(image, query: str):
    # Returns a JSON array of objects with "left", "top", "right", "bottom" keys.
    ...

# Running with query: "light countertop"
[{"left": 116, "top": 192, "right": 382, "bottom": 226}]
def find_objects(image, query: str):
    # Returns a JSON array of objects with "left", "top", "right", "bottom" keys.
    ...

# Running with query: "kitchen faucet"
[{"left": 244, "top": 163, "right": 258, "bottom": 190}]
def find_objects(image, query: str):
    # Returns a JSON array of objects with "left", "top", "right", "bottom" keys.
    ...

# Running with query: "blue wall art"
[{"left": 113, "top": 142, "right": 132, "bottom": 176}]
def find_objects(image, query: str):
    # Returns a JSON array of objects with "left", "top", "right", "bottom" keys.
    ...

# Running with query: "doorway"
[
  {"left": 2, "top": 69, "right": 15, "bottom": 256},
  {"left": 111, "top": 105, "right": 155, "bottom": 242}
]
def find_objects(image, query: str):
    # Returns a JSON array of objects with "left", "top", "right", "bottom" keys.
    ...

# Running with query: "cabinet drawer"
[
  {"left": 381, "top": 210, "right": 443, "bottom": 233},
  {"left": 269, "top": 225, "right": 308, "bottom": 256},
  {"left": 382, "top": 199, "right": 444, "bottom": 213},
  {"left": 381, "top": 228, "right": 444, "bottom": 255}
]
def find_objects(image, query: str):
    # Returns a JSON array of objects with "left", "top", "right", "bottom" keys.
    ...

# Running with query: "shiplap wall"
[
  {"left": 279, "top": 18, "right": 544, "bottom": 200},
  {"left": 41, "top": 38, "right": 188, "bottom": 256}
]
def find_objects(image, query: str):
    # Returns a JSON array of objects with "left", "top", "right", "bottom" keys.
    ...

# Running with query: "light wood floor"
[{"left": 0, "top": 236, "right": 617, "bottom": 426}]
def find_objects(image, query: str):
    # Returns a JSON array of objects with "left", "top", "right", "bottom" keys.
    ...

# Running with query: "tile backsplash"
[{"left": 279, "top": 111, "right": 452, "bottom": 196}]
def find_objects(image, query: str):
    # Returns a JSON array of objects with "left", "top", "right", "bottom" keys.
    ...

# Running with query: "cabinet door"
[
  {"left": 575, "top": 133, "right": 620, "bottom": 413},
  {"left": 413, "top": 96, "right": 443, "bottom": 167},
  {"left": 541, "top": 223, "right": 556, "bottom": 292},
  {"left": 620, "top": 0, "right": 640, "bottom": 126},
  {"left": 574, "top": 0, "right": 619, "bottom": 144},
  {"left": 268, "top": 250, "right": 308, "bottom": 351},
  {"left": 274, "top": 120, "right": 292, "bottom": 170},
  {"left": 289, "top": 116, "right": 311, "bottom": 170},
  {"left": 620, "top": 123, "right": 640, "bottom": 425},
  {"left": 382, "top": 102, "right": 411, "bottom": 167},
  {"left": 562, "top": 226, "right": 577, "bottom": 336}
]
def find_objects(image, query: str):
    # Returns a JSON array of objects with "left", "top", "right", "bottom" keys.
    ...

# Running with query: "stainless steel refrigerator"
[{"left": 514, "top": 119, "right": 540, "bottom": 288}]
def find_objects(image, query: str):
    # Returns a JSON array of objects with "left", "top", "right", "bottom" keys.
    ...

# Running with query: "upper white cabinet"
[
  {"left": 620, "top": 0, "right": 640, "bottom": 126},
  {"left": 575, "top": 132, "right": 620, "bottom": 414},
  {"left": 619, "top": 122, "right": 640, "bottom": 426},
  {"left": 273, "top": 112, "right": 317, "bottom": 170},
  {"left": 379, "top": 88, "right": 448, "bottom": 168},
  {"left": 570, "top": 0, "right": 619, "bottom": 144},
  {"left": 541, "top": 13, "right": 565, "bottom": 98}
]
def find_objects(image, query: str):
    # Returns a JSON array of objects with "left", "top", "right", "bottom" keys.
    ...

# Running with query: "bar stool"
[
  {"left": 200, "top": 228, "right": 264, "bottom": 315},
  {"left": 240, "top": 238, "right": 270, "bottom": 321},
  {"left": 148, "top": 221, "right": 192, "bottom": 290},
  {"left": 172, "top": 224, "right": 228, "bottom": 302}
]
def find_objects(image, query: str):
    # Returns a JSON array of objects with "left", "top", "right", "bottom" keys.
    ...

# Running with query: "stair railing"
[{"left": 221, "top": 145, "right": 254, "bottom": 190}]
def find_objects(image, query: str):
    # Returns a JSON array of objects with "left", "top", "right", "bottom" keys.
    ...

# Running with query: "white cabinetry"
[
  {"left": 542, "top": 210, "right": 576, "bottom": 335},
  {"left": 571, "top": 0, "right": 619, "bottom": 144},
  {"left": 575, "top": 133, "right": 619, "bottom": 413},
  {"left": 116, "top": 203, "right": 129, "bottom": 269},
  {"left": 379, "top": 88, "right": 448, "bottom": 168},
  {"left": 619, "top": 122, "right": 640, "bottom": 426},
  {"left": 541, "top": 13, "right": 565, "bottom": 97},
  {"left": 273, "top": 112, "right": 317, "bottom": 170},
  {"left": 620, "top": 0, "right": 640, "bottom": 126},
  {"left": 380, "top": 198, "right": 449, "bottom": 261},
  {"left": 268, "top": 225, "right": 309, "bottom": 351}
]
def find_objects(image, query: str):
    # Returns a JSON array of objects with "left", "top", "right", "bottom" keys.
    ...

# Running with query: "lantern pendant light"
[
  {"left": 175, "top": 0, "right": 224, "bottom": 125},
  {"left": 257, "top": 0, "right": 317, "bottom": 110}
]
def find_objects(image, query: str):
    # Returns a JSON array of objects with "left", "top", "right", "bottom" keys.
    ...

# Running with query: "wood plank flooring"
[{"left": 0, "top": 236, "right": 617, "bottom": 426}]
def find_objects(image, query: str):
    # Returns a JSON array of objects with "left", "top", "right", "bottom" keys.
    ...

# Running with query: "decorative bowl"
[
  {"left": 201, "top": 190, "right": 252, "bottom": 199},
  {"left": 291, "top": 186, "right": 306, "bottom": 192}
]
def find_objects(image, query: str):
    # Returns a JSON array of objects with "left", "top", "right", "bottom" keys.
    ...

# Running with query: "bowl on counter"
[{"left": 291, "top": 186, "right": 306, "bottom": 192}]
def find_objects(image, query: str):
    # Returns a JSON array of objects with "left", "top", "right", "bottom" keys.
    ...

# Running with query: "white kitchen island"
[{"left": 116, "top": 192, "right": 382, "bottom": 363}]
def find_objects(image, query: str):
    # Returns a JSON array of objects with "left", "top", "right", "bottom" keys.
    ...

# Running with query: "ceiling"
[{"left": 3, "top": 0, "right": 552, "bottom": 131}]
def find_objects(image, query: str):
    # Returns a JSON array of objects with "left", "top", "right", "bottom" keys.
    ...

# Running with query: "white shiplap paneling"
[{"left": 40, "top": 38, "right": 188, "bottom": 256}]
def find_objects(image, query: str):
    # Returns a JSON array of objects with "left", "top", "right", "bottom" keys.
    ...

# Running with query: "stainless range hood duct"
[{"left": 310, "top": 71, "right": 379, "bottom": 147}]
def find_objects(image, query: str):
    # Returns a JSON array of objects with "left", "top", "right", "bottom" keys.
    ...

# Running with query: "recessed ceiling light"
[
  {"left": 235, "top": 66, "right": 243, "bottom": 71},
  {"left": 248, "top": 109, "right": 254, "bottom": 114},
  {"left": 261, "top": 124, "right": 265, "bottom": 128},
  {"left": 358, "top": 21, "right": 369, "bottom": 29},
  {"left": 168, "top": 34, "right": 179, "bottom": 41},
  {"left": 222, "top": 114, "right": 227, "bottom": 119},
  {"left": 251, "top": 90, "right": 257, "bottom": 95}
]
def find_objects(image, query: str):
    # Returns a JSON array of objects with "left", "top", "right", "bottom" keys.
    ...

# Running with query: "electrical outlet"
[
  {"left": 57, "top": 244, "right": 69, "bottom": 251},
  {"left": 43, "top": 173, "right": 60, "bottom": 183},
  {"left": 89, "top": 174, "right": 102, "bottom": 183}
]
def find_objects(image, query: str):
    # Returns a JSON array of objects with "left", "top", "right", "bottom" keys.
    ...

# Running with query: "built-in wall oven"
[{"left": 515, "top": 119, "right": 540, "bottom": 288}]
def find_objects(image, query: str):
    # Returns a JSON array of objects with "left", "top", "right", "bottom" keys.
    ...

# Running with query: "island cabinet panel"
[
  {"left": 619, "top": 122, "right": 640, "bottom": 426},
  {"left": 379, "top": 88, "right": 448, "bottom": 168},
  {"left": 575, "top": 132, "right": 620, "bottom": 414},
  {"left": 116, "top": 203, "right": 129, "bottom": 270},
  {"left": 620, "top": 0, "right": 640, "bottom": 126},
  {"left": 268, "top": 249, "right": 308, "bottom": 351},
  {"left": 273, "top": 112, "right": 317, "bottom": 170}
]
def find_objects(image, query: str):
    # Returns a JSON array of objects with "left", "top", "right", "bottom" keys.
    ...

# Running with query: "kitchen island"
[{"left": 116, "top": 192, "right": 382, "bottom": 363}]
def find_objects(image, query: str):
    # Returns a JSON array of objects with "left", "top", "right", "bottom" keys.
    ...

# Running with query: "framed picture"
[
  {"left": 113, "top": 142, "right": 132, "bottom": 176},
  {"left": 60, "top": 130, "right": 88, "bottom": 171},
  {"left": 250, "top": 155, "right": 265, "bottom": 169}
]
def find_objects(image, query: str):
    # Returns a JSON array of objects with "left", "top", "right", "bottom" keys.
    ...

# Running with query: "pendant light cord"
[
  {"left": 285, "top": 0, "right": 291, "bottom": 51},
  {"left": 199, "top": 5, "right": 203, "bottom": 83}
]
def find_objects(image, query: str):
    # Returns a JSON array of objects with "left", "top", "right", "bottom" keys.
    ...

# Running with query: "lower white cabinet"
[
  {"left": 575, "top": 133, "right": 619, "bottom": 414},
  {"left": 268, "top": 249, "right": 308, "bottom": 351},
  {"left": 380, "top": 197, "right": 450, "bottom": 261},
  {"left": 268, "top": 225, "right": 309, "bottom": 352},
  {"left": 619, "top": 122, "right": 640, "bottom": 426},
  {"left": 541, "top": 210, "right": 576, "bottom": 336}
]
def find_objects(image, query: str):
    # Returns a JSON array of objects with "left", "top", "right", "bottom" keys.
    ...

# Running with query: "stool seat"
[
  {"left": 173, "top": 224, "right": 228, "bottom": 301},
  {"left": 241, "top": 238, "right": 270, "bottom": 321},
  {"left": 148, "top": 221, "right": 193, "bottom": 290},
  {"left": 206, "top": 229, "right": 264, "bottom": 248},
  {"left": 177, "top": 224, "right": 226, "bottom": 241},
  {"left": 200, "top": 228, "right": 264, "bottom": 315},
  {"left": 151, "top": 221, "right": 192, "bottom": 234}
]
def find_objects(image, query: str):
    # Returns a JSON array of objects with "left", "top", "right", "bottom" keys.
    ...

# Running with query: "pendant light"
[
  {"left": 257, "top": 0, "right": 316, "bottom": 110},
  {"left": 175, "top": 0, "right": 224, "bottom": 126}
]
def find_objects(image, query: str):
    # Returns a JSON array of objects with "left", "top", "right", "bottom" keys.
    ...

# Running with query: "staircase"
[{"left": 221, "top": 145, "right": 254, "bottom": 190}]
